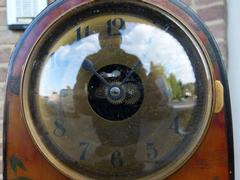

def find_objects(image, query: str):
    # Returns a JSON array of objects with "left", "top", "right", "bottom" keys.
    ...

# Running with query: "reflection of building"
[
  {"left": 48, "top": 91, "right": 59, "bottom": 102},
  {"left": 60, "top": 87, "right": 75, "bottom": 113},
  {"left": 43, "top": 88, "right": 75, "bottom": 115},
  {"left": 60, "top": 88, "right": 70, "bottom": 97},
  {"left": 182, "top": 83, "right": 196, "bottom": 99}
]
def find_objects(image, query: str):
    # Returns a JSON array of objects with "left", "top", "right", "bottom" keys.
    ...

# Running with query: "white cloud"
[
  {"left": 121, "top": 23, "right": 196, "bottom": 84},
  {"left": 39, "top": 34, "right": 100, "bottom": 96}
]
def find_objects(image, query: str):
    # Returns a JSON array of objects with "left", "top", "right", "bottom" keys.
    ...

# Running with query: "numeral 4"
[{"left": 169, "top": 116, "right": 190, "bottom": 136}]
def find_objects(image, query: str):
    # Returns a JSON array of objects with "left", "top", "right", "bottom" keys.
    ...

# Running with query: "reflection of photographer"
[{"left": 73, "top": 25, "right": 146, "bottom": 171}]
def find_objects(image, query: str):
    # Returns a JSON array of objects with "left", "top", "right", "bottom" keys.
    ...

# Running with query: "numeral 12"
[{"left": 107, "top": 18, "right": 125, "bottom": 36}]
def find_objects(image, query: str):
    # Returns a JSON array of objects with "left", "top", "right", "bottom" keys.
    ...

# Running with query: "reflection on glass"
[{"left": 28, "top": 14, "right": 208, "bottom": 179}]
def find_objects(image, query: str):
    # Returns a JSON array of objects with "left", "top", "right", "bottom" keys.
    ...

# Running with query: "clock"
[{"left": 3, "top": 0, "right": 234, "bottom": 179}]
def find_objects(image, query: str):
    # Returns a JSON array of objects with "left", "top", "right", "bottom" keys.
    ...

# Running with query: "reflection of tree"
[
  {"left": 167, "top": 73, "right": 183, "bottom": 100},
  {"left": 150, "top": 62, "right": 167, "bottom": 79}
]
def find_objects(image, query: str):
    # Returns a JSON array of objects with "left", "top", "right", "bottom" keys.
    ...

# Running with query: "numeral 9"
[{"left": 53, "top": 119, "right": 66, "bottom": 137}]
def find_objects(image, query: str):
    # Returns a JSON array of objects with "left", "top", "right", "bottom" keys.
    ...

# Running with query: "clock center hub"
[
  {"left": 109, "top": 86, "right": 122, "bottom": 99},
  {"left": 87, "top": 64, "right": 144, "bottom": 121}
]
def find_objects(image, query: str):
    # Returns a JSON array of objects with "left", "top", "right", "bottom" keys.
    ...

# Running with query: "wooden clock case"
[{"left": 3, "top": 0, "right": 234, "bottom": 179}]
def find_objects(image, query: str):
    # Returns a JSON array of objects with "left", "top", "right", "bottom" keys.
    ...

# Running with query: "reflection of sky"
[
  {"left": 39, "top": 22, "right": 195, "bottom": 96},
  {"left": 39, "top": 34, "right": 101, "bottom": 96},
  {"left": 121, "top": 23, "right": 195, "bottom": 83}
]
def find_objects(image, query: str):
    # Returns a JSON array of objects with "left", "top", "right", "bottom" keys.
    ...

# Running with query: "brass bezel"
[{"left": 20, "top": 1, "right": 216, "bottom": 179}]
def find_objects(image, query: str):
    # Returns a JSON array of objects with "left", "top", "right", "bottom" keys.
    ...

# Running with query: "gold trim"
[
  {"left": 214, "top": 80, "right": 224, "bottom": 113},
  {"left": 20, "top": 0, "right": 217, "bottom": 179}
]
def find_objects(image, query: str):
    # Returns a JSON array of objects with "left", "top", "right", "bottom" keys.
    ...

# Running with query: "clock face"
[{"left": 22, "top": 1, "right": 214, "bottom": 179}]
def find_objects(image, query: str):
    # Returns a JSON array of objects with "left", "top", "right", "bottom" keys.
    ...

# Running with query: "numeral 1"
[
  {"left": 76, "top": 26, "right": 93, "bottom": 41},
  {"left": 169, "top": 116, "right": 190, "bottom": 136}
]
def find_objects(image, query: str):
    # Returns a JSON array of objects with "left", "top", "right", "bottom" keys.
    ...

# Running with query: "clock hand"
[
  {"left": 121, "top": 60, "right": 142, "bottom": 85},
  {"left": 82, "top": 59, "right": 110, "bottom": 86}
]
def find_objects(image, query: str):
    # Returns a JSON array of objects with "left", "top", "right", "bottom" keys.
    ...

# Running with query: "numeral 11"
[{"left": 76, "top": 26, "right": 92, "bottom": 41}]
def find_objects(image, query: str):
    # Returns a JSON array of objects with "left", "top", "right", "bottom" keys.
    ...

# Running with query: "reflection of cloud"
[
  {"left": 39, "top": 34, "right": 100, "bottom": 96},
  {"left": 121, "top": 23, "right": 195, "bottom": 84}
]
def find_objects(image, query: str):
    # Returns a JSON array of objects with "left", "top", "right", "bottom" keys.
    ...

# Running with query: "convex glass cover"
[{"left": 22, "top": 1, "right": 214, "bottom": 179}]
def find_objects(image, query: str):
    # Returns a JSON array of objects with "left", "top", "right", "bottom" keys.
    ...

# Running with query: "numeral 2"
[{"left": 107, "top": 18, "right": 125, "bottom": 36}]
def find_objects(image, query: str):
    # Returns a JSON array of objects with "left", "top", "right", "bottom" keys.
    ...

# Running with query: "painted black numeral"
[
  {"left": 111, "top": 151, "right": 123, "bottom": 167},
  {"left": 76, "top": 26, "right": 93, "bottom": 40},
  {"left": 79, "top": 142, "right": 90, "bottom": 160},
  {"left": 146, "top": 143, "right": 158, "bottom": 160},
  {"left": 53, "top": 119, "right": 66, "bottom": 137},
  {"left": 169, "top": 116, "right": 190, "bottom": 136},
  {"left": 107, "top": 18, "right": 125, "bottom": 36}
]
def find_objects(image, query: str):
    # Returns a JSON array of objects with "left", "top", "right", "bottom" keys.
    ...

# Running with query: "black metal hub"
[
  {"left": 87, "top": 64, "right": 144, "bottom": 121},
  {"left": 108, "top": 85, "right": 123, "bottom": 100}
]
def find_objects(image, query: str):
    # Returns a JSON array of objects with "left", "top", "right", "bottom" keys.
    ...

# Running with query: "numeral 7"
[{"left": 79, "top": 142, "right": 90, "bottom": 160}]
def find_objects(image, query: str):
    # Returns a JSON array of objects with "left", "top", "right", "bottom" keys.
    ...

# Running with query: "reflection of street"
[{"left": 169, "top": 98, "right": 197, "bottom": 110}]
